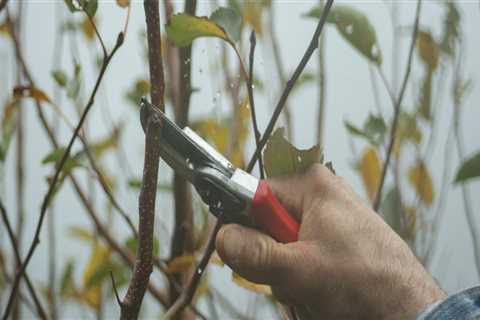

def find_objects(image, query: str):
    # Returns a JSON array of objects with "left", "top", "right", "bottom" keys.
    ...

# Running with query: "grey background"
[{"left": 1, "top": 0, "right": 479, "bottom": 318}]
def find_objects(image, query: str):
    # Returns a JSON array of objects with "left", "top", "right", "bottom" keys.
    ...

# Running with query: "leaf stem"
[{"left": 373, "top": 0, "right": 422, "bottom": 211}]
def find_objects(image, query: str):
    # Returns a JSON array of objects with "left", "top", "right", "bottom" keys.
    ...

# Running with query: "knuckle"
[{"left": 307, "top": 164, "right": 332, "bottom": 191}]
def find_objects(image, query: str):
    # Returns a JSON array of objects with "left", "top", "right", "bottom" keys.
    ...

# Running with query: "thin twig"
[
  {"left": 3, "top": 31, "right": 125, "bottom": 320},
  {"left": 7, "top": 8, "right": 170, "bottom": 309},
  {"left": 269, "top": 3, "right": 293, "bottom": 139},
  {"left": 86, "top": 12, "right": 107, "bottom": 59},
  {"left": 246, "top": 0, "right": 334, "bottom": 172},
  {"left": 80, "top": 136, "right": 138, "bottom": 239},
  {"left": 372, "top": 0, "right": 422, "bottom": 211},
  {"left": 247, "top": 31, "right": 264, "bottom": 179},
  {"left": 110, "top": 271, "right": 123, "bottom": 307},
  {"left": 120, "top": 114, "right": 162, "bottom": 319},
  {"left": 316, "top": 0, "right": 327, "bottom": 146},
  {"left": 0, "top": 199, "right": 47, "bottom": 319}
]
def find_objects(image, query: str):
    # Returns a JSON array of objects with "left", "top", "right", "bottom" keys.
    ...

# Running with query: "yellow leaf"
[
  {"left": 82, "top": 243, "right": 111, "bottom": 310},
  {"left": 359, "top": 146, "right": 381, "bottom": 201},
  {"left": 0, "top": 21, "right": 11, "bottom": 37},
  {"left": 417, "top": 30, "right": 439, "bottom": 71},
  {"left": 13, "top": 86, "right": 52, "bottom": 104},
  {"left": 80, "top": 17, "right": 96, "bottom": 41},
  {"left": 116, "top": 0, "right": 130, "bottom": 8},
  {"left": 408, "top": 160, "right": 434, "bottom": 206},
  {"left": 243, "top": 2, "right": 264, "bottom": 35},
  {"left": 209, "top": 251, "right": 224, "bottom": 266},
  {"left": 166, "top": 14, "right": 229, "bottom": 47},
  {"left": 165, "top": 255, "right": 196, "bottom": 274},
  {"left": 404, "top": 205, "right": 417, "bottom": 239},
  {"left": 232, "top": 272, "right": 271, "bottom": 295}
]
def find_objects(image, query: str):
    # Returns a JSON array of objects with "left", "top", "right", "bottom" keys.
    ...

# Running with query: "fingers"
[
  {"left": 215, "top": 224, "right": 295, "bottom": 286},
  {"left": 267, "top": 164, "right": 336, "bottom": 221}
]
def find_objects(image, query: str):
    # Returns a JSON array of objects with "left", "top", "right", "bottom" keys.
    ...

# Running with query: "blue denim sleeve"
[{"left": 417, "top": 286, "right": 480, "bottom": 319}]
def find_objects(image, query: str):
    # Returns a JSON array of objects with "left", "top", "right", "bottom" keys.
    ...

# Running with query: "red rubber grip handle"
[{"left": 250, "top": 180, "right": 299, "bottom": 243}]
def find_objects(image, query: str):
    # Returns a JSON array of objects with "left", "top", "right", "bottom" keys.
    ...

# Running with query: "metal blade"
[{"left": 140, "top": 99, "right": 234, "bottom": 183}]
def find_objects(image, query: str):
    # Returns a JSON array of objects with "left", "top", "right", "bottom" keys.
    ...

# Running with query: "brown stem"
[
  {"left": 6, "top": 9, "right": 170, "bottom": 310},
  {"left": 3, "top": 28, "right": 125, "bottom": 318},
  {"left": 246, "top": 0, "right": 334, "bottom": 172},
  {"left": 80, "top": 136, "right": 138, "bottom": 239},
  {"left": 144, "top": 0, "right": 165, "bottom": 110},
  {"left": 316, "top": 0, "right": 327, "bottom": 146},
  {"left": 247, "top": 31, "right": 265, "bottom": 179},
  {"left": 372, "top": 0, "right": 422, "bottom": 211},
  {"left": 120, "top": 114, "right": 162, "bottom": 319},
  {"left": 169, "top": 0, "right": 197, "bottom": 311},
  {"left": 0, "top": 199, "right": 47, "bottom": 320}
]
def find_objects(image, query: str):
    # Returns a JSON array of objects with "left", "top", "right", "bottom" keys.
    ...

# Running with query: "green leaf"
[
  {"left": 381, "top": 187, "right": 402, "bottom": 235},
  {"left": 305, "top": 5, "right": 381, "bottom": 64},
  {"left": 210, "top": 7, "right": 242, "bottom": 42},
  {"left": 67, "top": 62, "right": 82, "bottom": 100},
  {"left": 64, "top": 0, "right": 81, "bottom": 12},
  {"left": 83, "top": 0, "right": 98, "bottom": 17},
  {"left": 68, "top": 226, "right": 93, "bottom": 242},
  {"left": 440, "top": 2, "right": 460, "bottom": 57},
  {"left": 263, "top": 127, "right": 322, "bottom": 178},
  {"left": 52, "top": 70, "right": 67, "bottom": 87},
  {"left": 344, "top": 114, "right": 386, "bottom": 146},
  {"left": 125, "top": 79, "right": 150, "bottom": 107},
  {"left": 42, "top": 148, "right": 67, "bottom": 164},
  {"left": 455, "top": 151, "right": 480, "bottom": 184},
  {"left": 60, "top": 260, "right": 76, "bottom": 296},
  {"left": 166, "top": 13, "right": 230, "bottom": 47}
]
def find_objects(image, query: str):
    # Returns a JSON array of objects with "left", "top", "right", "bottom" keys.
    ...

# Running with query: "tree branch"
[
  {"left": 316, "top": 0, "right": 327, "bottom": 146},
  {"left": 0, "top": 199, "right": 47, "bottom": 320},
  {"left": 247, "top": 31, "right": 265, "bottom": 179},
  {"left": 246, "top": 0, "right": 334, "bottom": 172},
  {"left": 3, "top": 27, "right": 125, "bottom": 319},
  {"left": 144, "top": 0, "right": 165, "bottom": 110},
  {"left": 120, "top": 113, "right": 162, "bottom": 319},
  {"left": 373, "top": 0, "right": 422, "bottom": 211}
]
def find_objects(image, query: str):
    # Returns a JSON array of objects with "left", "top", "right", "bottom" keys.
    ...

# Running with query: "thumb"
[{"left": 215, "top": 224, "right": 294, "bottom": 285}]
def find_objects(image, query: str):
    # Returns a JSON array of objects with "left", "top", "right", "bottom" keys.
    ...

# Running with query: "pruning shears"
[{"left": 140, "top": 98, "right": 299, "bottom": 243}]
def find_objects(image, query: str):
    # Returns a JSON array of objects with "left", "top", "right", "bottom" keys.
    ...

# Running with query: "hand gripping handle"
[{"left": 250, "top": 180, "right": 299, "bottom": 243}]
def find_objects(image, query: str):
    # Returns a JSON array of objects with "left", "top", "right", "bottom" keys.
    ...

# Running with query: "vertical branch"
[
  {"left": 144, "top": 0, "right": 165, "bottom": 110},
  {"left": 12, "top": 2, "right": 24, "bottom": 318},
  {"left": 120, "top": 113, "right": 162, "bottom": 319},
  {"left": 316, "top": 0, "right": 327, "bottom": 145},
  {"left": 246, "top": 0, "right": 334, "bottom": 172},
  {"left": 0, "top": 199, "right": 47, "bottom": 319},
  {"left": 373, "top": 0, "right": 422, "bottom": 211},
  {"left": 169, "top": 0, "right": 197, "bottom": 307},
  {"left": 3, "top": 22, "right": 124, "bottom": 317},
  {"left": 247, "top": 31, "right": 265, "bottom": 179}
]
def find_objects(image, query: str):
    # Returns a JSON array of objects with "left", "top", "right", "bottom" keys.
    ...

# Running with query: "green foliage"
[
  {"left": 381, "top": 187, "right": 402, "bottom": 235},
  {"left": 211, "top": 7, "right": 242, "bottom": 42},
  {"left": 344, "top": 114, "right": 386, "bottom": 146},
  {"left": 125, "top": 79, "right": 150, "bottom": 107},
  {"left": 52, "top": 70, "right": 67, "bottom": 87},
  {"left": 166, "top": 14, "right": 230, "bottom": 47},
  {"left": 64, "top": 0, "right": 98, "bottom": 17},
  {"left": 263, "top": 127, "right": 322, "bottom": 178},
  {"left": 305, "top": 4, "right": 381, "bottom": 64},
  {"left": 60, "top": 260, "right": 76, "bottom": 296},
  {"left": 418, "top": 71, "right": 433, "bottom": 121},
  {"left": 440, "top": 2, "right": 460, "bottom": 57},
  {"left": 0, "top": 101, "right": 18, "bottom": 164},
  {"left": 124, "top": 235, "right": 160, "bottom": 257},
  {"left": 455, "top": 151, "right": 480, "bottom": 183}
]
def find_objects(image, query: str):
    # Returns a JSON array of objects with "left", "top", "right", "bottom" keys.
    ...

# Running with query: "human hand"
[{"left": 215, "top": 164, "right": 446, "bottom": 319}]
